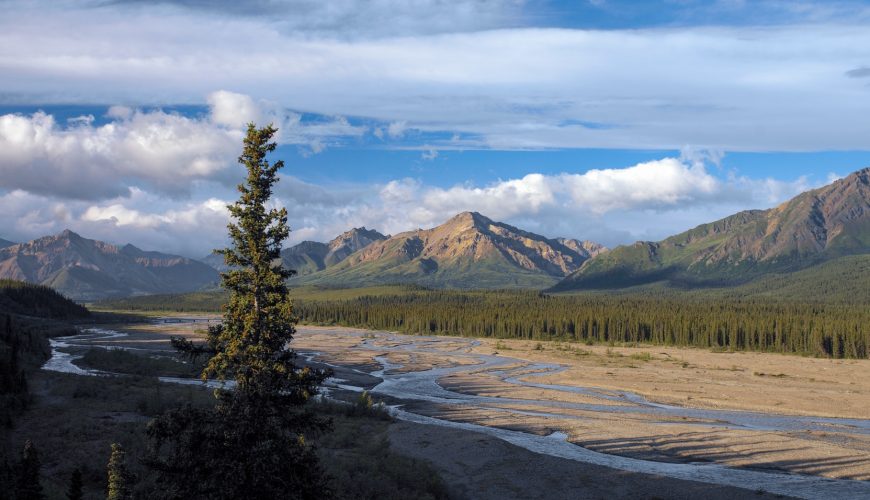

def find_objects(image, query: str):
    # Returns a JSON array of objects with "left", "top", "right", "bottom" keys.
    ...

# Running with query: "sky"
[{"left": 1, "top": 0, "right": 870, "bottom": 257}]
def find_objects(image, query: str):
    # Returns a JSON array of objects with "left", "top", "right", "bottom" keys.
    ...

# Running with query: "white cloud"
[
  {"left": 0, "top": 91, "right": 365, "bottom": 200},
  {"left": 562, "top": 158, "right": 720, "bottom": 214},
  {"left": 387, "top": 120, "right": 408, "bottom": 138},
  {"left": 421, "top": 148, "right": 439, "bottom": 161},
  {"left": 0, "top": 108, "right": 237, "bottom": 199},
  {"left": 1, "top": 5, "right": 869, "bottom": 151},
  {"left": 82, "top": 204, "right": 168, "bottom": 229},
  {"left": 385, "top": 158, "right": 726, "bottom": 228},
  {"left": 0, "top": 155, "right": 822, "bottom": 256},
  {"left": 207, "top": 90, "right": 263, "bottom": 127}
]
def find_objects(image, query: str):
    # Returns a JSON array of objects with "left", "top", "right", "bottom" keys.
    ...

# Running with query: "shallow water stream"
[{"left": 43, "top": 322, "right": 870, "bottom": 499}]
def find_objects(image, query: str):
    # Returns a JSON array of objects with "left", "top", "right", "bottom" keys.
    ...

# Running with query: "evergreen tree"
[
  {"left": 66, "top": 468, "right": 83, "bottom": 500},
  {"left": 146, "top": 124, "right": 332, "bottom": 499},
  {"left": 16, "top": 440, "right": 44, "bottom": 500},
  {"left": 0, "top": 459, "right": 14, "bottom": 499},
  {"left": 107, "top": 444, "right": 131, "bottom": 500}
]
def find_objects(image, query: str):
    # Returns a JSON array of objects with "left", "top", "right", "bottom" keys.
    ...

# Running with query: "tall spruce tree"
[
  {"left": 66, "top": 467, "right": 84, "bottom": 500},
  {"left": 16, "top": 440, "right": 44, "bottom": 500},
  {"left": 107, "top": 444, "right": 131, "bottom": 500},
  {"left": 146, "top": 124, "right": 331, "bottom": 500}
]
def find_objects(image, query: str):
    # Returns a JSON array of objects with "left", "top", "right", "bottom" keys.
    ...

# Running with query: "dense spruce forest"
[
  {"left": 98, "top": 285, "right": 870, "bottom": 359},
  {"left": 0, "top": 280, "right": 88, "bottom": 428},
  {"left": 297, "top": 292, "right": 869, "bottom": 359},
  {"left": 0, "top": 279, "right": 89, "bottom": 319}
]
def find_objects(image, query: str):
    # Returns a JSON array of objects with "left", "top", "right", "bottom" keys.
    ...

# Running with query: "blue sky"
[{"left": 1, "top": 0, "right": 869, "bottom": 256}]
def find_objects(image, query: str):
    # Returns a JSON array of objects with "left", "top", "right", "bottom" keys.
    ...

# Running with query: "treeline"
[
  {"left": 96, "top": 286, "right": 870, "bottom": 359},
  {"left": 0, "top": 281, "right": 85, "bottom": 428},
  {"left": 294, "top": 290, "right": 870, "bottom": 359},
  {"left": 0, "top": 279, "right": 89, "bottom": 319},
  {"left": 0, "top": 314, "right": 31, "bottom": 428}
]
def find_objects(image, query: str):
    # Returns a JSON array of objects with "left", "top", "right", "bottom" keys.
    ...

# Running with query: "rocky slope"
[
  {"left": 201, "top": 227, "right": 388, "bottom": 277},
  {"left": 0, "top": 230, "right": 218, "bottom": 300},
  {"left": 324, "top": 227, "right": 387, "bottom": 266},
  {"left": 299, "top": 212, "right": 603, "bottom": 288},
  {"left": 552, "top": 167, "right": 870, "bottom": 291},
  {"left": 556, "top": 238, "right": 608, "bottom": 259}
]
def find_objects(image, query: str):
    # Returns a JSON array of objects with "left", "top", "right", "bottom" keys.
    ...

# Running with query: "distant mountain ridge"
[
  {"left": 556, "top": 238, "right": 607, "bottom": 259},
  {"left": 0, "top": 230, "right": 218, "bottom": 300},
  {"left": 552, "top": 167, "right": 870, "bottom": 291},
  {"left": 280, "top": 227, "right": 389, "bottom": 277},
  {"left": 201, "top": 227, "right": 389, "bottom": 276},
  {"left": 297, "top": 211, "right": 605, "bottom": 288},
  {"left": 202, "top": 216, "right": 601, "bottom": 289},
  {"left": 0, "top": 238, "right": 15, "bottom": 249}
]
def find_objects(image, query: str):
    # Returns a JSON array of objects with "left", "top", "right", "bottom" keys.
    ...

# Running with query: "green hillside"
[{"left": 554, "top": 168, "right": 870, "bottom": 291}]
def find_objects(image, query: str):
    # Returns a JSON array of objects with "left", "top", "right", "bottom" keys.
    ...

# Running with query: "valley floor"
[{"left": 42, "top": 318, "right": 870, "bottom": 499}]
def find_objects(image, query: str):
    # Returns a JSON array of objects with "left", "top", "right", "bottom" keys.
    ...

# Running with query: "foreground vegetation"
[
  {"left": 2, "top": 366, "right": 449, "bottom": 499},
  {"left": 100, "top": 284, "right": 870, "bottom": 359}
]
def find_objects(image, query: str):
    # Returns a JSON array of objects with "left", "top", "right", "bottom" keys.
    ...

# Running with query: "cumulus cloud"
[
  {"left": 281, "top": 158, "right": 815, "bottom": 250},
  {"left": 0, "top": 109, "right": 236, "bottom": 199},
  {"left": 207, "top": 90, "right": 263, "bottom": 127},
  {"left": 0, "top": 155, "right": 819, "bottom": 256},
  {"left": 0, "top": 91, "right": 365, "bottom": 200},
  {"left": 388, "top": 158, "right": 725, "bottom": 226}
]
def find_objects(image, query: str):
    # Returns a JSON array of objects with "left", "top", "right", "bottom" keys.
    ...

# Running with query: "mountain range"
[
  {"left": 201, "top": 227, "right": 388, "bottom": 275},
  {"left": 280, "top": 227, "right": 388, "bottom": 276},
  {"left": 552, "top": 167, "right": 870, "bottom": 291},
  {"left": 1, "top": 167, "right": 868, "bottom": 299},
  {"left": 294, "top": 211, "right": 604, "bottom": 288},
  {"left": 0, "top": 230, "right": 218, "bottom": 301},
  {"left": 204, "top": 214, "right": 602, "bottom": 288}
]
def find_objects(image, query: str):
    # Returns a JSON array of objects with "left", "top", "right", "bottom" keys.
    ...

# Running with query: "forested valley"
[{"left": 99, "top": 285, "right": 870, "bottom": 360}]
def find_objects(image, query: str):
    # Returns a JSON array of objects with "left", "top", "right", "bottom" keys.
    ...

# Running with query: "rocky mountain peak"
[
  {"left": 328, "top": 227, "right": 387, "bottom": 249},
  {"left": 57, "top": 229, "right": 84, "bottom": 241},
  {"left": 445, "top": 211, "right": 490, "bottom": 230}
]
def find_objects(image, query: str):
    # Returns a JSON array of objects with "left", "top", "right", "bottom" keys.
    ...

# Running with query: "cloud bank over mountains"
[{"left": 0, "top": 91, "right": 816, "bottom": 256}]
